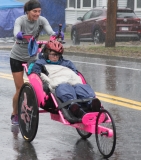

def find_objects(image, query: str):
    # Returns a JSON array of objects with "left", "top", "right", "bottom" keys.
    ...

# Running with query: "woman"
[
  {"left": 10, "top": 0, "right": 63, "bottom": 125},
  {"left": 29, "top": 40, "right": 102, "bottom": 123}
]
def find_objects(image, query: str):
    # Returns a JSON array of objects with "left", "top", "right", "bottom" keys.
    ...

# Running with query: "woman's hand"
[
  {"left": 55, "top": 31, "right": 64, "bottom": 40},
  {"left": 16, "top": 32, "right": 24, "bottom": 40}
]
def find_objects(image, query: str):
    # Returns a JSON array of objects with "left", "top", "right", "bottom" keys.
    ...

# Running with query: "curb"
[{"left": 1, "top": 45, "right": 141, "bottom": 63}]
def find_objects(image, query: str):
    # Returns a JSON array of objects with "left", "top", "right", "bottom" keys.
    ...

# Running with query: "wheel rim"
[
  {"left": 18, "top": 83, "right": 39, "bottom": 142},
  {"left": 95, "top": 110, "right": 116, "bottom": 158},
  {"left": 93, "top": 30, "right": 100, "bottom": 44}
]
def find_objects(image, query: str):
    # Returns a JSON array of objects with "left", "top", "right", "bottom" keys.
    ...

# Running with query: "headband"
[{"left": 27, "top": 3, "right": 41, "bottom": 11}]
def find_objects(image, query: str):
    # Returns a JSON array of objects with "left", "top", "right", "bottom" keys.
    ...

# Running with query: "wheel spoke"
[{"left": 95, "top": 110, "right": 116, "bottom": 158}]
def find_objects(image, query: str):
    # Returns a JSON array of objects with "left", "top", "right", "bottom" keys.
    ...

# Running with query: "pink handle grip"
[{"left": 50, "top": 35, "right": 56, "bottom": 41}]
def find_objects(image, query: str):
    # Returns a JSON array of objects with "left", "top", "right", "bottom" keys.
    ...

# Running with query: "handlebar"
[
  {"left": 22, "top": 24, "right": 65, "bottom": 45},
  {"left": 56, "top": 24, "right": 62, "bottom": 39},
  {"left": 21, "top": 24, "right": 65, "bottom": 55}
]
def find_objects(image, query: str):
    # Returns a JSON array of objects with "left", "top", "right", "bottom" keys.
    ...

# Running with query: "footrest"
[{"left": 82, "top": 112, "right": 105, "bottom": 125}]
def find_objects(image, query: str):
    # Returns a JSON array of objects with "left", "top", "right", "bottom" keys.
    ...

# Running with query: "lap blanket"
[{"left": 40, "top": 64, "right": 82, "bottom": 91}]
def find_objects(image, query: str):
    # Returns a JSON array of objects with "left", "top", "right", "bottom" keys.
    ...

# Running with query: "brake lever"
[{"left": 56, "top": 24, "right": 62, "bottom": 38}]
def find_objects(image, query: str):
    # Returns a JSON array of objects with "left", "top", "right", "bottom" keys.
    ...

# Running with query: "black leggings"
[{"left": 10, "top": 58, "right": 26, "bottom": 73}]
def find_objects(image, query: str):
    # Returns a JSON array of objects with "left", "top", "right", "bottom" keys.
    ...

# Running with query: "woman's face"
[
  {"left": 48, "top": 51, "right": 60, "bottom": 62},
  {"left": 27, "top": 8, "right": 41, "bottom": 21}
]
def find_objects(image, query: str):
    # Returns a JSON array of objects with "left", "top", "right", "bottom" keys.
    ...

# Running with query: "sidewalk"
[
  {"left": 0, "top": 39, "right": 141, "bottom": 63},
  {"left": 0, "top": 39, "right": 74, "bottom": 50},
  {"left": 0, "top": 39, "right": 141, "bottom": 49}
]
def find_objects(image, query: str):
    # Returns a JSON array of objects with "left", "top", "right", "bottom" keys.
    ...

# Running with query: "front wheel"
[
  {"left": 18, "top": 82, "right": 39, "bottom": 142},
  {"left": 76, "top": 128, "right": 92, "bottom": 139},
  {"left": 95, "top": 109, "right": 116, "bottom": 158},
  {"left": 93, "top": 29, "right": 103, "bottom": 44},
  {"left": 72, "top": 30, "right": 80, "bottom": 45}
]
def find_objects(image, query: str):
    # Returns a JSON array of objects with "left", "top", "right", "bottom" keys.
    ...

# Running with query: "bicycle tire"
[
  {"left": 18, "top": 82, "right": 39, "bottom": 142},
  {"left": 76, "top": 128, "right": 92, "bottom": 139},
  {"left": 95, "top": 109, "right": 116, "bottom": 158}
]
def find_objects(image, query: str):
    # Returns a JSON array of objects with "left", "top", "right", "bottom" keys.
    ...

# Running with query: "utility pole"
[{"left": 105, "top": 0, "right": 117, "bottom": 47}]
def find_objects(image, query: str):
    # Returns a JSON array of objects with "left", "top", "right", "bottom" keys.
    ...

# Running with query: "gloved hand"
[
  {"left": 55, "top": 31, "right": 64, "bottom": 40},
  {"left": 16, "top": 31, "right": 24, "bottom": 40}
]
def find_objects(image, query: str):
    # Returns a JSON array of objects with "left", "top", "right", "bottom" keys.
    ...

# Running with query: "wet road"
[{"left": 0, "top": 50, "right": 141, "bottom": 160}]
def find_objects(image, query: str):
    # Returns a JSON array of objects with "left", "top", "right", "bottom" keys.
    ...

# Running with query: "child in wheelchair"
[{"left": 28, "top": 40, "right": 102, "bottom": 123}]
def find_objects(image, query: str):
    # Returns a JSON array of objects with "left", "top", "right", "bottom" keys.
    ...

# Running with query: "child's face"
[{"left": 48, "top": 51, "right": 60, "bottom": 62}]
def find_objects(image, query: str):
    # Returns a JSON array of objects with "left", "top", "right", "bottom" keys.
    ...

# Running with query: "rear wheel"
[
  {"left": 18, "top": 82, "right": 39, "bottom": 142},
  {"left": 72, "top": 30, "right": 80, "bottom": 45},
  {"left": 76, "top": 128, "right": 92, "bottom": 139},
  {"left": 93, "top": 29, "right": 103, "bottom": 44},
  {"left": 95, "top": 109, "right": 116, "bottom": 158}
]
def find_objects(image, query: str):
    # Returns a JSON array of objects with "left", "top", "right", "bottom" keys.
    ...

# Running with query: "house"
[{"left": 65, "top": 0, "right": 141, "bottom": 25}]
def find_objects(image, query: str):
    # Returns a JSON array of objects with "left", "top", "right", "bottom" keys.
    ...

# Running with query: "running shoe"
[
  {"left": 69, "top": 103, "right": 85, "bottom": 118},
  {"left": 91, "top": 98, "right": 101, "bottom": 112},
  {"left": 11, "top": 114, "right": 19, "bottom": 125},
  {"left": 61, "top": 108, "right": 81, "bottom": 124}
]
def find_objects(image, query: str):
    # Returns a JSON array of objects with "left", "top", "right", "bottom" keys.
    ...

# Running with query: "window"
[
  {"left": 135, "top": 0, "right": 141, "bottom": 10},
  {"left": 91, "top": 10, "right": 103, "bottom": 18},
  {"left": 66, "top": 0, "right": 93, "bottom": 9},
  {"left": 77, "top": 0, "right": 80, "bottom": 8},
  {"left": 67, "top": 0, "right": 80, "bottom": 9},
  {"left": 117, "top": 10, "right": 137, "bottom": 18},
  {"left": 83, "top": 10, "right": 93, "bottom": 21},
  {"left": 69, "top": 0, "right": 75, "bottom": 8},
  {"left": 137, "top": 0, "right": 141, "bottom": 8},
  {"left": 83, "top": 0, "right": 91, "bottom": 7}
]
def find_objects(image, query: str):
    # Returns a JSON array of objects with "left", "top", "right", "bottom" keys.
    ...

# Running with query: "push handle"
[
  {"left": 56, "top": 24, "right": 65, "bottom": 44},
  {"left": 55, "top": 24, "right": 62, "bottom": 39}
]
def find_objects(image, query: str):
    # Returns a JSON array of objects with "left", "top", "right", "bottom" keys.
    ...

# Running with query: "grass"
[
  {"left": 65, "top": 44, "right": 141, "bottom": 58},
  {"left": 38, "top": 31, "right": 141, "bottom": 58},
  {"left": 39, "top": 32, "right": 70, "bottom": 40}
]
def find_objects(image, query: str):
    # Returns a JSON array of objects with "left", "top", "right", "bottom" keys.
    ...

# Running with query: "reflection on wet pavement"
[
  {"left": 12, "top": 137, "right": 38, "bottom": 160},
  {"left": 73, "top": 139, "right": 96, "bottom": 160},
  {"left": 11, "top": 125, "right": 19, "bottom": 137}
]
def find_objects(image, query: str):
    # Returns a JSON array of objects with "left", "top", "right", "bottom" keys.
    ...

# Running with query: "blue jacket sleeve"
[{"left": 30, "top": 59, "right": 47, "bottom": 75}]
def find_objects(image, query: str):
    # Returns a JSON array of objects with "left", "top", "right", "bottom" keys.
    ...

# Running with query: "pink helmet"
[{"left": 45, "top": 40, "right": 64, "bottom": 54}]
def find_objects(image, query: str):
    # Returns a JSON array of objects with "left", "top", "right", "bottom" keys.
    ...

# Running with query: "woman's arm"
[
  {"left": 29, "top": 59, "right": 47, "bottom": 75},
  {"left": 41, "top": 17, "right": 55, "bottom": 36},
  {"left": 13, "top": 17, "right": 22, "bottom": 38}
]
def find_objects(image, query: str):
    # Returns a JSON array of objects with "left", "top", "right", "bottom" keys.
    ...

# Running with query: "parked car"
[{"left": 71, "top": 7, "right": 141, "bottom": 45}]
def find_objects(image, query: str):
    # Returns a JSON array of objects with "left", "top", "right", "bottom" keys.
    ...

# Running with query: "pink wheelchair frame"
[{"left": 18, "top": 35, "right": 116, "bottom": 159}]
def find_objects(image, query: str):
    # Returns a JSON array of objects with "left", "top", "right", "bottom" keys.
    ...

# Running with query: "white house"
[{"left": 65, "top": 0, "right": 141, "bottom": 25}]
